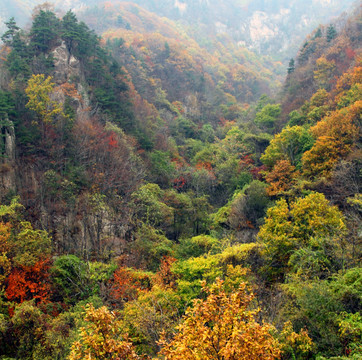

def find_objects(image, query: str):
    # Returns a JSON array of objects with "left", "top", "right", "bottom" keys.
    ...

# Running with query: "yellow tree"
[
  {"left": 68, "top": 304, "right": 139, "bottom": 360},
  {"left": 159, "top": 279, "right": 281, "bottom": 360},
  {"left": 0, "top": 198, "right": 23, "bottom": 288},
  {"left": 0, "top": 222, "right": 11, "bottom": 287},
  {"left": 314, "top": 56, "right": 335, "bottom": 89},
  {"left": 25, "top": 74, "right": 64, "bottom": 124},
  {"left": 258, "top": 192, "right": 346, "bottom": 280}
]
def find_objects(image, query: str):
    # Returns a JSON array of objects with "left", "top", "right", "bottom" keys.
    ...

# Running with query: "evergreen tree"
[
  {"left": 287, "top": 58, "right": 295, "bottom": 74},
  {"left": 313, "top": 27, "right": 322, "bottom": 39},
  {"left": 4, "top": 29, "right": 31, "bottom": 79},
  {"left": 61, "top": 11, "right": 99, "bottom": 60},
  {"left": 0, "top": 91, "right": 15, "bottom": 118},
  {"left": 61, "top": 10, "right": 80, "bottom": 55},
  {"left": 326, "top": 24, "right": 337, "bottom": 42},
  {"left": 164, "top": 41, "right": 170, "bottom": 58},
  {"left": 30, "top": 10, "right": 60, "bottom": 53},
  {"left": 77, "top": 21, "right": 99, "bottom": 58},
  {"left": 1, "top": 17, "right": 20, "bottom": 45}
]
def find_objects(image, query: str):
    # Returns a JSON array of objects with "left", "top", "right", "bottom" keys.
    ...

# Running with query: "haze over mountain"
[
  {"left": 95, "top": 0, "right": 358, "bottom": 60},
  {"left": 0, "top": 0, "right": 357, "bottom": 61}
]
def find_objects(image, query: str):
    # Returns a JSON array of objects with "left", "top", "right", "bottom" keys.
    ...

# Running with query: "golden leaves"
[
  {"left": 158, "top": 279, "right": 281, "bottom": 360},
  {"left": 25, "top": 74, "right": 65, "bottom": 124},
  {"left": 68, "top": 304, "right": 139, "bottom": 360}
]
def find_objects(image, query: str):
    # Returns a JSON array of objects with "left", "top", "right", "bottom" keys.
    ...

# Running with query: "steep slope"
[
  {"left": 0, "top": 10, "right": 146, "bottom": 256},
  {"left": 96, "top": 3, "right": 282, "bottom": 102},
  {"left": 0, "top": 7, "right": 273, "bottom": 259},
  {"left": 281, "top": 5, "right": 361, "bottom": 116},
  {"left": 123, "top": 0, "right": 358, "bottom": 60}
]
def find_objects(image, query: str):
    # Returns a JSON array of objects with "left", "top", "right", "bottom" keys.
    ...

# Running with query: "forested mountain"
[
  {"left": 0, "top": 0, "right": 358, "bottom": 62},
  {"left": 0, "top": 2, "right": 360, "bottom": 360},
  {"left": 79, "top": 0, "right": 358, "bottom": 60}
]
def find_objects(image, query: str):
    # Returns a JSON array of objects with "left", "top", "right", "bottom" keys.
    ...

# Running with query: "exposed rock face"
[
  {"left": 76, "top": 83, "right": 91, "bottom": 115},
  {"left": 51, "top": 42, "right": 91, "bottom": 116},
  {"left": 184, "top": 94, "right": 202, "bottom": 119},
  {"left": 0, "top": 6, "right": 136, "bottom": 258},
  {"left": 52, "top": 41, "right": 82, "bottom": 84},
  {"left": 0, "top": 118, "right": 16, "bottom": 199},
  {"left": 248, "top": 12, "right": 280, "bottom": 50},
  {"left": 39, "top": 200, "right": 130, "bottom": 257},
  {"left": 3, "top": 121, "right": 15, "bottom": 162}
]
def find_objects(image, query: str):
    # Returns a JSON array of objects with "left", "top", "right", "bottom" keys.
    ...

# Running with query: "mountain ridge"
[{"left": 0, "top": 0, "right": 358, "bottom": 63}]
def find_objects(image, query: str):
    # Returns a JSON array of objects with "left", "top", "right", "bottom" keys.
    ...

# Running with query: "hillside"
[
  {"left": 0, "top": 0, "right": 358, "bottom": 62},
  {"left": 89, "top": 0, "right": 358, "bottom": 61},
  {"left": 98, "top": 3, "right": 281, "bottom": 103},
  {"left": 0, "top": 3, "right": 360, "bottom": 360},
  {"left": 281, "top": 5, "right": 361, "bottom": 115}
]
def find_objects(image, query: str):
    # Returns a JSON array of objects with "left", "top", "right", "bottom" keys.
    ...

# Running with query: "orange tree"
[
  {"left": 158, "top": 278, "right": 281, "bottom": 360},
  {"left": 0, "top": 199, "right": 53, "bottom": 305},
  {"left": 302, "top": 101, "right": 360, "bottom": 178}
]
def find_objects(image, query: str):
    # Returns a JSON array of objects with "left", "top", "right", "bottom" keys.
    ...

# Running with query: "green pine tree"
[
  {"left": 287, "top": 58, "right": 295, "bottom": 74},
  {"left": 326, "top": 24, "right": 337, "bottom": 42},
  {"left": 30, "top": 10, "right": 60, "bottom": 53},
  {"left": 1, "top": 17, "right": 20, "bottom": 45}
]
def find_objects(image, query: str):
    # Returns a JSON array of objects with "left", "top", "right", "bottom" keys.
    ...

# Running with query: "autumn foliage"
[
  {"left": 5, "top": 258, "right": 52, "bottom": 304},
  {"left": 109, "top": 266, "right": 151, "bottom": 303},
  {"left": 159, "top": 279, "right": 281, "bottom": 360},
  {"left": 0, "top": 4, "right": 360, "bottom": 360},
  {"left": 69, "top": 304, "right": 139, "bottom": 360},
  {"left": 302, "top": 101, "right": 361, "bottom": 177},
  {"left": 265, "top": 160, "right": 299, "bottom": 196}
]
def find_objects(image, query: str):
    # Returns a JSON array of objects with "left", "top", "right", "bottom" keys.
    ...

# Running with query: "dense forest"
[{"left": 0, "top": 2, "right": 360, "bottom": 359}]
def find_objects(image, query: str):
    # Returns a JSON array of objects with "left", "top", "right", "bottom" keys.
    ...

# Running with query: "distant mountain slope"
[
  {"left": 81, "top": 2, "right": 282, "bottom": 104},
  {"left": 0, "top": 0, "right": 357, "bottom": 63},
  {"left": 123, "top": 0, "right": 358, "bottom": 60},
  {"left": 281, "top": 5, "right": 362, "bottom": 116}
]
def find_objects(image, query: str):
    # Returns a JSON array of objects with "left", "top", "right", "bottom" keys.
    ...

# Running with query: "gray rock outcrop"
[
  {"left": 52, "top": 41, "right": 81, "bottom": 84},
  {"left": 0, "top": 117, "right": 16, "bottom": 198}
]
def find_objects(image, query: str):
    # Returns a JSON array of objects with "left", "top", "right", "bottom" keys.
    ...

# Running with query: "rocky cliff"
[{"left": 0, "top": 117, "right": 16, "bottom": 198}]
